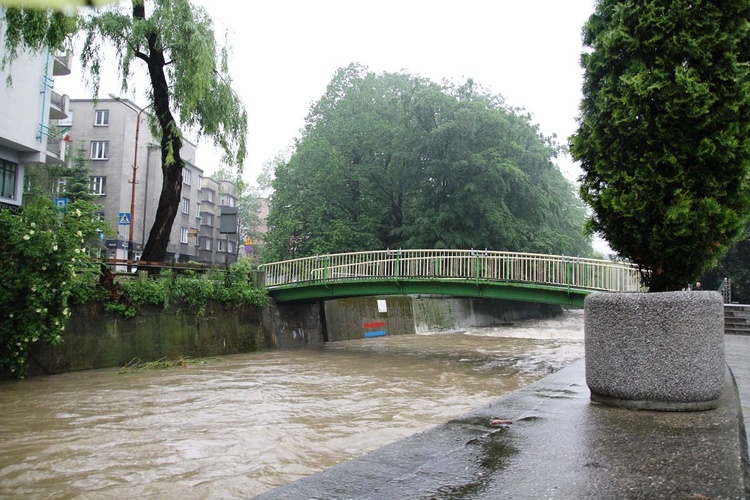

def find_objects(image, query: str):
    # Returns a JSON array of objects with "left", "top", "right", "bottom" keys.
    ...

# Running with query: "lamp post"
[{"left": 109, "top": 94, "right": 153, "bottom": 271}]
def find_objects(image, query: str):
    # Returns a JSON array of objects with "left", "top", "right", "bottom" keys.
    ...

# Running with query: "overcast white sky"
[
  {"left": 64, "top": 0, "right": 597, "bottom": 185},
  {"left": 197, "top": 0, "right": 597, "bottom": 184}
]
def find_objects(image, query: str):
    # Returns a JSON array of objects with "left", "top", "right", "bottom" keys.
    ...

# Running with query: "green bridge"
[{"left": 259, "top": 249, "right": 643, "bottom": 308}]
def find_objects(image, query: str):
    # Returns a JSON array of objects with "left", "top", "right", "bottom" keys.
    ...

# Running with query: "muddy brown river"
[{"left": 0, "top": 310, "right": 585, "bottom": 498}]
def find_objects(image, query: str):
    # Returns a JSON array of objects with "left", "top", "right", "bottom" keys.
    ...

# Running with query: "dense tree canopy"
[
  {"left": 263, "top": 64, "right": 591, "bottom": 261},
  {"left": 570, "top": 0, "right": 750, "bottom": 292}
]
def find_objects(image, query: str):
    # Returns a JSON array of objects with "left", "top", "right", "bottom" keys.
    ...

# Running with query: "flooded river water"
[{"left": 0, "top": 309, "right": 585, "bottom": 498}]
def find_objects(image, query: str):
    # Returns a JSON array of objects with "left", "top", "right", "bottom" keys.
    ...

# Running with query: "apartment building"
[
  {"left": 0, "top": 19, "right": 71, "bottom": 211},
  {"left": 65, "top": 99, "right": 238, "bottom": 266},
  {"left": 198, "top": 176, "right": 239, "bottom": 265}
]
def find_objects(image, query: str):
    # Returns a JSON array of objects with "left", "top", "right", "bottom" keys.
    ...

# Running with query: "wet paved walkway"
[
  {"left": 261, "top": 335, "right": 750, "bottom": 499},
  {"left": 725, "top": 334, "right": 750, "bottom": 454}
]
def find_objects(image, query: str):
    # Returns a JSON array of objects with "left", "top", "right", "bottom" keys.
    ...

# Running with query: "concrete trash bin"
[{"left": 584, "top": 291, "right": 725, "bottom": 411}]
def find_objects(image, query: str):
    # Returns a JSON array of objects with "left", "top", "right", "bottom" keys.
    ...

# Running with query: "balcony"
[
  {"left": 45, "top": 136, "right": 67, "bottom": 165},
  {"left": 52, "top": 52, "right": 71, "bottom": 76},
  {"left": 49, "top": 90, "right": 69, "bottom": 120}
]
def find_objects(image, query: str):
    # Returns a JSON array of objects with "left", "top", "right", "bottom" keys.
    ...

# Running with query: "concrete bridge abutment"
[{"left": 264, "top": 295, "right": 564, "bottom": 345}]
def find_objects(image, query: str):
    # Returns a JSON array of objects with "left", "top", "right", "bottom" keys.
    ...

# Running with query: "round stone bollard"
[{"left": 585, "top": 291, "right": 725, "bottom": 411}]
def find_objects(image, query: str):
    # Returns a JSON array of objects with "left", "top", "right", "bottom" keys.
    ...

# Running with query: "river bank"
[{"left": 21, "top": 296, "right": 561, "bottom": 377}]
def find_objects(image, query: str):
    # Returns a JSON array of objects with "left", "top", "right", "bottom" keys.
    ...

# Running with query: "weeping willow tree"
[{"left": 3, "top": 0, "right": 248, "bottom": 264}]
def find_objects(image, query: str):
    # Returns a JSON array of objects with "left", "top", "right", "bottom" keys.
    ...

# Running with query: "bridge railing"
[{"left": 259, "top": 249, "right": 643, "bottom": 293}]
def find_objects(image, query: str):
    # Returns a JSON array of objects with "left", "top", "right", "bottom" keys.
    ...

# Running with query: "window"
[
  {"left": 89, "top": 176, "right": 106, "bottom": 196},
  {"left": 181, "top": 197, "right": 190, "bottom": 214},
  {"left": 219, "top": 194, "right": 237, "bottom": 207},
  {"left": 180, "top": 227, "right": 189, "bottom": 244},
  {"left": 227, "top": 240, "right": 236, "bottom": 254},
  {"left": 203, "top": 190, "right": 215, "bottom": 203},
  {"left": 203, "top": 238, "right": 212, "bottom": 251},
  {"left": 94, "top": 109, "right": 109, "bottom": 126},
  {"left": 0, "top": 159, "right": 17, "bottom": 200},
  {"left": 217, "top": 240, "right": 225, "bottom": 252},
  {"left": 183, "top": 168, "right": 191, "bottom": 185},
  {"left": 55, "top": 178, "right": 67, "bottom": 195},
  {"left": 195, "top": 203, "right": 201, "bottom": 220},
  {"left": 90, "top": 141, "right": 109, "bottom": 160},
  {"left": 202, "top": 213, "right": 214, "bottom": 226}
]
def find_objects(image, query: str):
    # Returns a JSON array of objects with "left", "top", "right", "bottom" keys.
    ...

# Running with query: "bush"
[
  {"left": 90, "top": 258, "right": 268, "bottom": 317},
  {"left": 0, "top": 208, "right": 268, "bottom": 378},
  {"left": 0, "top": 197, "right": 104, "bottom": 377}
]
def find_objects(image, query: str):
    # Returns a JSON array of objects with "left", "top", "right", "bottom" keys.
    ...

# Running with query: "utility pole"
[{"left": 110, "top": 95, "right": 153, "bottom": 271}]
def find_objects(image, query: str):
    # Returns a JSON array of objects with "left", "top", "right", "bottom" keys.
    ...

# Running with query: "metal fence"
[{"left": 259, "top": 249, "right": 643, "bottom": 293}]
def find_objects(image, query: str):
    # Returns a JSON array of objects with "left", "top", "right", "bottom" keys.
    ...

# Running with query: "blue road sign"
[{"left": 118, "top": 213, "right": 131, "bottom": 225}]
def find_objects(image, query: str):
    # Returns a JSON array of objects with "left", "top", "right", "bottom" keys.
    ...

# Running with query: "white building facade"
[{"left": 0, "top": 15, "right": 71, "bottom": 211}]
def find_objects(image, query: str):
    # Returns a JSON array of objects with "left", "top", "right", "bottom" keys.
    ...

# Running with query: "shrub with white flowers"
[{"left": 0, "top": 197, "right": 103, "bottom": 377}]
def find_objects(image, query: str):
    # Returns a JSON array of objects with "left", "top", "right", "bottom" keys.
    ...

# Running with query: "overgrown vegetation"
[
  {"left": 1, "top": 196, "right": 267, "bottom": 378},
  {"left": 117, "top": 356, "right": 221, "bottom": 374},
  {"left": 92, "top": 259, "right": 268, "bottom": 318},
  {"left": 0, "top": 195, "right": 104, "bottom": 377}
]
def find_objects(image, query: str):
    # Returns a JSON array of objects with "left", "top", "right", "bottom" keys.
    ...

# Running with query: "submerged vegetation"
[{"left": 117, "top": 356, "right": 222, "bottom": 374}]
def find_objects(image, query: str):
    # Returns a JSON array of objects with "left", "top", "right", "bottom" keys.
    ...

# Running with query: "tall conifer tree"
[{"left": 570, "top": 0, "right": 750, "bottom": 291}]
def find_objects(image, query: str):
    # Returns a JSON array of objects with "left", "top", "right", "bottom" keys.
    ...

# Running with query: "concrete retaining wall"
[
  {"left": 324, "top": 296, "right": 416, "bottom": 341},
  {"left": 262, "top": 301, "right": 325, "bottom": 347},
  {"left": 27, "top": 301, "right": 267, "bottom": 376},
  {"left": 412, "top": 297, "right": 561, "bottom": 333},
  {"left": 18, "top": 296, "right": 558, "bottom": 377},
  {"left": 323, "top": 296, "right": 561, "bottom": 341}
]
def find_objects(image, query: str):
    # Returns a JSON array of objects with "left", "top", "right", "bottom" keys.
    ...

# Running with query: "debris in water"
[{"left": 489, "top": 419, "right": 513, "bottom": 426}]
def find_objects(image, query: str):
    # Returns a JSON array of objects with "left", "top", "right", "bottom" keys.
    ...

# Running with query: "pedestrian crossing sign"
[{"left": 118, "top": 213, "right": 131, "bottom": 225}]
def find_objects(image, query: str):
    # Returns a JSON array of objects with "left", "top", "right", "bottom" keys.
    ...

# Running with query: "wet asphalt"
[
  {"left": 259, "top": 335, "right": 750, "bottom": 499},
  {"left": 726, "top": 334, "right": 750, "bottom": 459}
]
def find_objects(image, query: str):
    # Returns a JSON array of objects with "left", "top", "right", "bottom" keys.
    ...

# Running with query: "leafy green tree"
[
  {"left": 3, "top": 1, "right": 248, "bottom": 265},
  {"left": 570, "top": 0, "right": 750, "bottom": 291},
  {"left": 0, "top": 196, "right": 103, "bottom": 377},
  {"left": 78, "top": 0, "right": 247, "bottom": 264},
  {"left": 264, "top": 64, "right": 591, "bottom": 261}
]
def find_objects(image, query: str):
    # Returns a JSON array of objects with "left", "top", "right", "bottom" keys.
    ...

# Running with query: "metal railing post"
[{"left": 261, "top": 249, "right": 644, "bottom": 294}]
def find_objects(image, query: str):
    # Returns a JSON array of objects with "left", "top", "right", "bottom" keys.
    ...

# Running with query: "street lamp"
[{"left": 109, "top": 94, "right": 153, "bottom": 271}]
